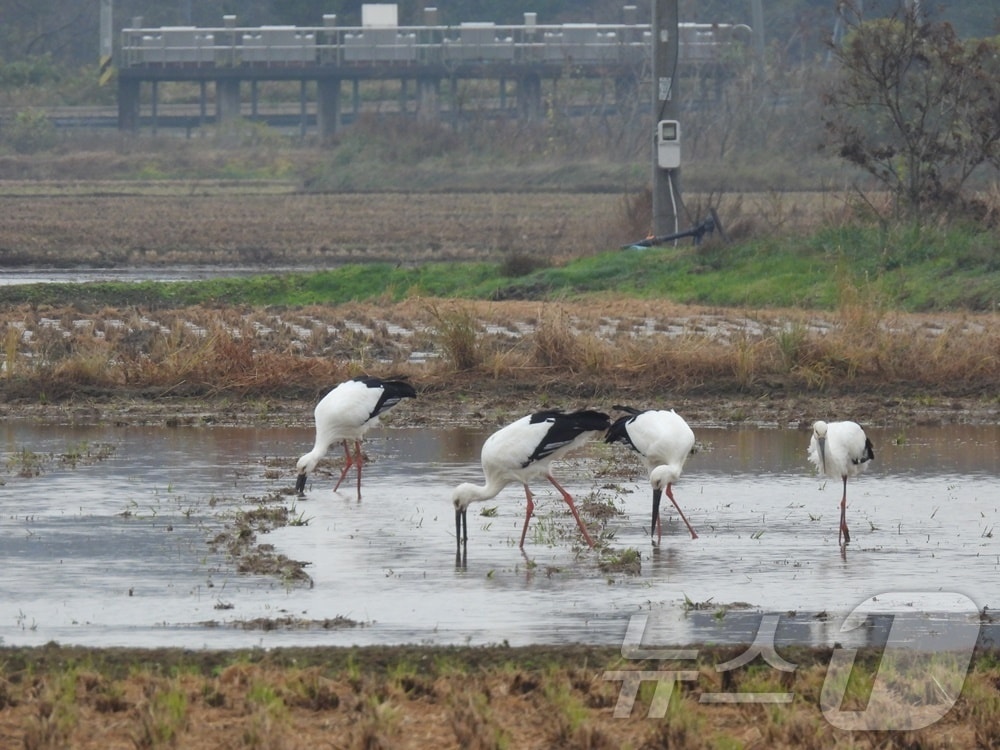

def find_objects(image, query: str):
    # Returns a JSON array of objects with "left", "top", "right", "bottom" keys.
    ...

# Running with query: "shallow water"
[
  {"left": 1, "top": 420, "right": 998, "bottom": 651},
  {"left": 0, "top": 267, "right": 315, "bottom": 286}
]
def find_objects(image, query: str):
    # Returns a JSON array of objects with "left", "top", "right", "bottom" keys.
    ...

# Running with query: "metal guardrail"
[{"left": 120, "top": 22, "right": 751, "bottom": 69}]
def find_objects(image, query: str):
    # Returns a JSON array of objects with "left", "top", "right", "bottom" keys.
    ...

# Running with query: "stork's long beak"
[
  {"left": 295, "top": 472, "right": 307, "bottom": 495},
  {"left": 455, "top": 507, "right": 467, "bottom": 549},
  {"left": 817, "top": 437, "right": 827, "bottom": 475},
  {"left": 651, "top": 488, "right": 662, "bottom": 540}
]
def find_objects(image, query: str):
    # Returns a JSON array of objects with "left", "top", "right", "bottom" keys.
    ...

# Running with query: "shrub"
[{"left": 4, "top": 109, "right": 57, "bottom": 154}]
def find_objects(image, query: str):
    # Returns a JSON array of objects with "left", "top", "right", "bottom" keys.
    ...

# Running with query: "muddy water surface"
[{"left": 2, "top": 420, "right": 998, "bottom": 651}]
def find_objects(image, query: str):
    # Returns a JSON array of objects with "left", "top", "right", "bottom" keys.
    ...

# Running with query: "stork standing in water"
[
  {"left": 605, "top": 405, "right": 698, "bottom": 544},
  {"left": 807, "top": 420, "right": 875, "bottom": 545},
  {"left": 451, "top": 409, "right": 610, "bottom": 551},
  {"left": 295, "top": 375, "right": 416, "bottom": 498}
]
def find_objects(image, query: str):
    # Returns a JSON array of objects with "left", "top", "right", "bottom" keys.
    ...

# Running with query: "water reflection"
[
  {"left": 0, "top": 267, "right": 317, "bottom": 286},
  {"left": 0, "top": 420, "right": 997, "bottom": 650}
]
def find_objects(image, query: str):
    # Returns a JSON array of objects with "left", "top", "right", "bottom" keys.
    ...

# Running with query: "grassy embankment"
[{"left": 2, "top": 221, "right": 999, "bottom": 310}]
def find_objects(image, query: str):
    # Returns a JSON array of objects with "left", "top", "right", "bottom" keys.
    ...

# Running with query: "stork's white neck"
[
  {"left": 297, "top": 444, "right": 328, "bottom": 474},
  {"left": 452, "top": 478, "right": 509, "bottom": 510}
]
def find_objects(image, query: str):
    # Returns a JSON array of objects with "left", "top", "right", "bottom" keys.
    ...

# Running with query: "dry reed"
[{"left": 1, "top": 298, "right": 998, "bottom": 407}]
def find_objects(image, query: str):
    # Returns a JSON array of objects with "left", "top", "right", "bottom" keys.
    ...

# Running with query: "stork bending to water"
[
  {"left": 295, "top": 375, "right": 416, "bottom": 498},
  {"left": 605, "top": 405, "right": 698, "bottom": 544},
  {"left": 452, "top": 409, "right": 611, "bottom": 551}
]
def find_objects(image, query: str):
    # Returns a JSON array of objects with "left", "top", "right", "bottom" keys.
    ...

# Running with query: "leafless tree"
[{"left": 823, "top": 0, "right": 1000, "bottom": 219}]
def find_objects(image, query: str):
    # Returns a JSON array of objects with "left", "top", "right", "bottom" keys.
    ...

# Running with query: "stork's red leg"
[
  {"left": 353, "top": 440, "right": 364, "bottom": 499},
  {"left": 839, "top": 476, "right": 851, "bottom": 545},
  {"left": 546, "top": 475, "right": 596, "bottom": 549},
  {"left": 666, "top": 485, "right": 698, "bottom": 539},
  {"left": 333, "top": 440, "right": 353, "bottom": 492},
  {"left": 519, "top": 485, "right": 535, "bottom": 549}
]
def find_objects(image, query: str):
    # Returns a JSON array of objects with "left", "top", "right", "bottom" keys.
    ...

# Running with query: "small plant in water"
[
  {"left": 9, "top": 447, "right": 46, "bottom": 478},
  {"left": 287, "top": 504, "right": 312, "bottom": 526},
  {"left": 682, "top": 593, "right": 715, "bottom": 612},
  {"left": 597, "top": 547, "right": 641, "bottom": 575}
]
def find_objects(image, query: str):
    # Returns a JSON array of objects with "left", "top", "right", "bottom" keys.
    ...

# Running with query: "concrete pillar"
[
  {"left": 118, "top": 78, "right": 141, "bottom": 133},
  {"left": 299, "top": 80, "right": 308, "bottom": 137},
  {"left": 216, "top": 78, "right": 241, "bottom": 124},
  {"left": 318, "top": 78, "right": 342, "bottom": 137},
  {"left": 449, "top": 76, "right": 460, "bottom": 129},
  {"left": 416, "top": 77, "right": 439, "bottom": 124},
  {"left": 199, "top": 81, "right": 208, "bottom": 127},
  {"left": 517, "top": 73, "right": 542, "bottom": 120},
  {"left": 150, "top": 80, "right": 159, "bottom": 135}
]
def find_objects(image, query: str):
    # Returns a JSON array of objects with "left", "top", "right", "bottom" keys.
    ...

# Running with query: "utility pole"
[
  {"left": 750, "top": 0, "right": 765, "bottom": 75},
  {"left": 99, "top": 0, "right": 114, "bottom": 85},
  {"left": 651, "top": 0, "right": 681, "bottom": 237}
]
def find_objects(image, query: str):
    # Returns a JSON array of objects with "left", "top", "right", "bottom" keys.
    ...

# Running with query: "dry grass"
[
  {"left": 2, "top": 298, "right": 999, "bottom": 414},
  {"left": 1, "top": 647, "right": 996, "bottom": 749}
]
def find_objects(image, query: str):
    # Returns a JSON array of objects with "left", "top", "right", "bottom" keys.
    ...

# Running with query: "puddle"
[
  {"left": 1, "top": 421, "right": 998, "bottom": 650},
  {"left": 0, "top": 268, "right": 323, "bottom": 286}
]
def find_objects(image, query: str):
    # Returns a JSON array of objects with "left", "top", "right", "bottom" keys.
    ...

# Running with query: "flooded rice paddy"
[{"left": 1, "top": 419, "right": 998, "bottom": 651}]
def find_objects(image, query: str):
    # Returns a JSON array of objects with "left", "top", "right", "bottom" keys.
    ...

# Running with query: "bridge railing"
[{"left": 119, "top": 22, "right": 751, "bottom": 70}]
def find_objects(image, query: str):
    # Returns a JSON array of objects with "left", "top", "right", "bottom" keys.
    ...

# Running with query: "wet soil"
[{"left": 6, "top": 381, "right": 997, "bottom": 432}]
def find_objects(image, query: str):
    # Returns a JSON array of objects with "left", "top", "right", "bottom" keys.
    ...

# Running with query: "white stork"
[
  {"left": 807, "top": 419, "right": 875, "bottom": 545},
  {"left": 451, "top": 409, "right": 611, "bottom": 551},
  {"left": 605, "top": 405, "right": 698, "bottom": 544},
  {"left": 295, "top": 375, "right": 416, "bottom": 498}
]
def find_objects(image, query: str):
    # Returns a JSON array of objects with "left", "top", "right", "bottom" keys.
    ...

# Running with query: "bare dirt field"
[{"left": 0, "top": 183, "right": 635, "bottom": 267}]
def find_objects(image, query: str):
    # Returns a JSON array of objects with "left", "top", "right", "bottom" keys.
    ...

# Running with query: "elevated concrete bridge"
[{"left": 117, "top": 8, "right": 751, "bottom": 136}]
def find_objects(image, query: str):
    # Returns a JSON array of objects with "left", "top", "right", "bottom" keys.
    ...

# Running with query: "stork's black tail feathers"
[
  {"left": 604, "top": 405, "right": 645, "bottom": 448},
  {"left": 354, "top": 375, "right": 418, "bottom": 420},
  {"left": 612, "top": 405, "right": 643, "bottom": 416},
  {"left": 853, "top": 437, "right": 875, "bottom": 465},
  {"left": 564, "top": 409, "right": 613, "bottom": 433}
]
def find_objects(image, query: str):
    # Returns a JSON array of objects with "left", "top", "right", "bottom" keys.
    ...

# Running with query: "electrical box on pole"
[
  {"left": 652, "top": 0, "right": 681, "bottom": 237},
  {"left": 656, "top": 119, "right": 681, "bottom": 169}
]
